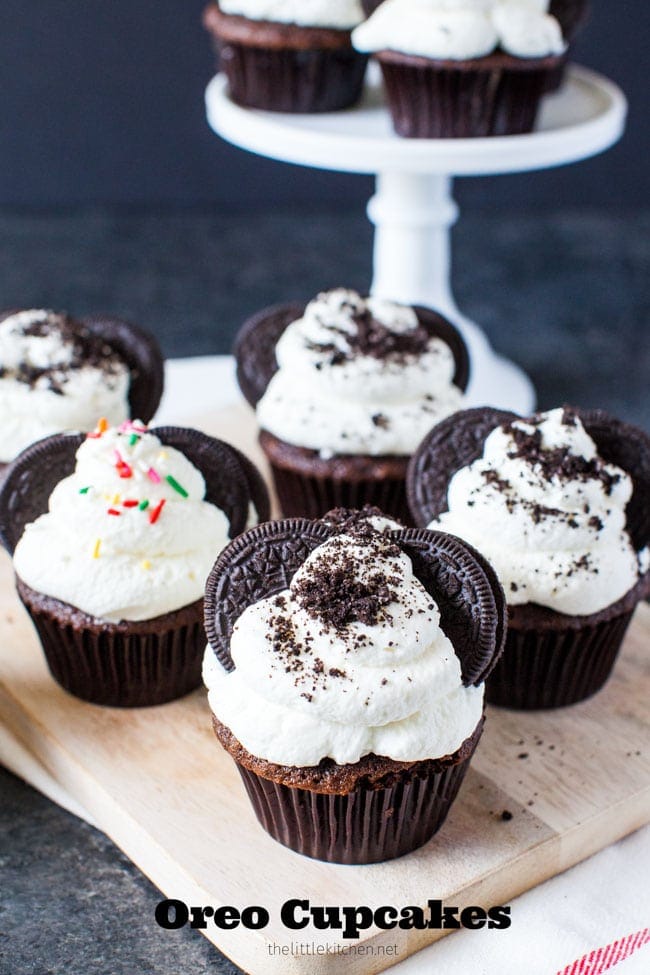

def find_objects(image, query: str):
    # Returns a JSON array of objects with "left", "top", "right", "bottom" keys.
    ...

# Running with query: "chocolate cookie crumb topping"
[{"left": 292, "top": 530, "right": 402, "bottom": 630}]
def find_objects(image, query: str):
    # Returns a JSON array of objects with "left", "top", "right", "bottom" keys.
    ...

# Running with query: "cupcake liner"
[
  {"left": 486, "top": 608, "right": 635, "bottom": 710},
  {"left": 216, "top": 40, "right": 367, "bottom": 113},
  {"left": 18, "top": 580, "right": 205, "bottom": 708},
  {"left": 377, "top": 53, "right": 557, "bottom": 138},
  {"left": 235, "top": 754, "right": 474, "bottom": 863},
  {"left": 268, "top": 460, "right": 411, "bottom": 522}
]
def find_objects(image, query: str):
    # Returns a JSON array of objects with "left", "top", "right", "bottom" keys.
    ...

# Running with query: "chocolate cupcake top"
[
  {"left": 413, "top": 407, "right": 650, "bottom": 617},
  {"left": 203, "top": 513, "right": 505, "bottom": 768},
  {"left": 217, "top": 0, "right": 364, "bottom": 29},
  {"left": 352, "top": 0, "right": 566, "bottom": 60},
  {"left": 0, "top": 308, "right": 163, "bottom": 464},
  {"left": 10, "top": 421, "right": 251, "bottom": 623},
  {"left": 244, "top": 288, "right": 468, "bottom": 459}
]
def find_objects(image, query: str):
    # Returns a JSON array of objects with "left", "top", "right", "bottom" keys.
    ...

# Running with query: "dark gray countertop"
[{"left": 1, "top": 206, "right": 648, "bottom": 975}]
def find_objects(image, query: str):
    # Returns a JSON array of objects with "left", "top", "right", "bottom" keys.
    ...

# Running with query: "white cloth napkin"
[{"left": 390, "top": 825, "right": 650, "bottom": 975}]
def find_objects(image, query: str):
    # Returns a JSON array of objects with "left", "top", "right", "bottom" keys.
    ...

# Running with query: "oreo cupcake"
[
  {"left": 234, "top": 288, "right": 469, "bottom": 521},
  {"left": 352, "top": 0, "right": 567, "bottom": 137},
  {"left": 0, "top": 308, "right": 164, "bottom": 474},
  {"left": 203, "top": 0, "right": 368, "bottom": 112},
  {"left": 203, "top": 509, "right": 505, "bottom": 863},
  {"left": 0, "top": 420, "right": 269, "bottom": 707},
  {"left": 407, "top": 407, "right": 650, "bottom": 709}
]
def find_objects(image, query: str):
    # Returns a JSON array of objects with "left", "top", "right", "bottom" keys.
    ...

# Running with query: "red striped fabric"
[{"left": 556, "top": 929, "right": 650, "bottom": 975}]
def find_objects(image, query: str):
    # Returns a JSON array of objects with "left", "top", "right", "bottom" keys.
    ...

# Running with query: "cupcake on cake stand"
[{"left": 205, "top": 64, "right": 626, "bottom": 412}]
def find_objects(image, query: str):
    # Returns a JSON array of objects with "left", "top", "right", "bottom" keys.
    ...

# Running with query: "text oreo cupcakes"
[
  {"left": 234, "top": 288, "right": 469, "bottom": 522},
  {"left": 407, "top": 406, "right": 650, "bottom": 709},
  {"left": 0, "top": 420, "right": 269, "bottom": 707},
  {"left": 203, "top": 508, "right": 505, "bottom": 863}
]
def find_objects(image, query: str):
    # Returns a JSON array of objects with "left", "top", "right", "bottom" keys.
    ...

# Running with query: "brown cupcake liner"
[
  {"left": 268, "top": 461, "right": 411, "bottom": 523},
  {"left": 18, "top": 580, "right": 204, "bottom": 708},
  {"left": 216, "top": 41, "right": 367, "bottom": 113},
  {"left": 486, "top": 608, "right": 635, "bottom": 710},
  {"left": 234, "top": 744, "right": 476, "bottom": 864},
  {"left": 377, "top": 53, "right": 558, "bottom": 138}
]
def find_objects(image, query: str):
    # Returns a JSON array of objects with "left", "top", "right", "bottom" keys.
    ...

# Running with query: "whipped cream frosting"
[
  {"left": 204, "top": 527, "right": 483, "bottom": 767},
  {"left": 13, "top": 423, "right": 231, "bottom": 622},
  {"left": 256, "top": 289, "right": 465, "bottom": 458},
  {"left": 429, "top": 408, "right": 647, "bottom": 616},
  {"left": 218, "top": 0, "right": 364, "bottom": 29},
  {"left": 0, "top": 310, "right": 130, "bottom": 463},
  {"left": 352, "top": 0, "right": 566, "bottom": 60}
]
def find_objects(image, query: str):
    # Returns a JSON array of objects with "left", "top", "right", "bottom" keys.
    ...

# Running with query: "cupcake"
[
  {"left": 0, "top": 308, "right": 164, "bottom": 474},
  {"left": 234, "top": 288, "right": 470, "bottom": 521},
  {"left": 0, "top": 420, "right": 270, "bottom": 707},
  {"left": 203, "top": 509, "right": 505, "bottom": 863},
  {"left": 352, "top": 0, "right": 567, "bottom": 137},
  {"left": 407, "top": 407, "right": 650, "bottom": 709},
  {"left": 203, "top": 0, "right": 368, "bottom": 113}
]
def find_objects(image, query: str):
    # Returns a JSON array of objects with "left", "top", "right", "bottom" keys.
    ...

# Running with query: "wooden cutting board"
[{"left": 1, "top": 401, "right": 649, "bottom": 975}]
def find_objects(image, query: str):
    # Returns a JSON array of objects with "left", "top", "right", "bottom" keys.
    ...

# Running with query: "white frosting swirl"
[
  {"left": 203, "top": 530, "right": 483, "bottom": 766},
  {"left": 352, "top": 0, "right": 566, "bottom": 60},
  {"left": 13, "top": 424, "right": 231, "bottom": 622},
  {"left": 256, "top": 289, "right": 465, "bottom": 458},
  {"left": 218, "top": 0, "right": 364, "bottom": 29},
  {"left": 0, "top": 310, "right": 130, "bottom": 463},
  {"left": 429, "top": 409, "right": 646, "bottom": 616}
]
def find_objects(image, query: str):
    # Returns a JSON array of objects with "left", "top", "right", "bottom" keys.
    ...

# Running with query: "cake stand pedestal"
[{"left": 205, "top": 65, "right": 626, "bottom": 412}]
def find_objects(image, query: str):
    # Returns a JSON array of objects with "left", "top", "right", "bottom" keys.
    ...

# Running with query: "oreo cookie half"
[
  {"left": 233, "top": 300, "right": 470, "bottom": 408},
  {"left": 407, "top": 407, "right": 516, "bottom": 526},
  {"left": 81, "top": 315, "right": 164, "bottom": 423},
  {"left": 0, "top": 428, "right": 270, "bottom": 554},
  {"left": 204, "top": 517, "right": 505, "bottom": 683}
]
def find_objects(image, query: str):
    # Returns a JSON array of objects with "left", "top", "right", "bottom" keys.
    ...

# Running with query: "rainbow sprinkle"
[
  {"left": 141, "top": 560, "right": 152, "bottom": 571},
  {"left": 123, "top": 499, "right": 138, "bottom": 509},
  {"left": 79, "top": 486, "right": 90, "bottom": 495},
  {"left": 166, "top": 475, "right": 188, "bottom": 498},
  {"left": 129, "top": 433, "right": 140, "bottom": 447},
  {"left": 147, "top": 467, "right": 161, "bottom": 484},
  {"left": 138, "top": 499, "right": 149, "bottom": 511},
  {"left": 87, "top": 417, "right": 108, "bottom": 440},
  {"left": 107, "top": 508, "right": 121, "bottom": 517},
  {"left": 149, "top": 498, "right": 166, "bottom": 525},
  {"left": 93, "top": 539, "right": 102, "bottom": 559}
]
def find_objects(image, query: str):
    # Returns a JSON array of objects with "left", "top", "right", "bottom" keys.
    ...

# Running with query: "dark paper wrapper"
[
  {"left": 378, "top": 56, "right": 555, "bottom": 138},
  {"left": 268, "top": 461, "right": 412, "bottom": 524},
  {"left": 486, "top": 609, "right": 635, "bottom": 710},
  {"left": 217, "top": 41, "right": 367, "bottom": 113},
  {"left": 18, "top": 580, "right": 205, "bottom": 708},
  {"left": 235, "top": 749, "right": 475, "bottom": 864}
]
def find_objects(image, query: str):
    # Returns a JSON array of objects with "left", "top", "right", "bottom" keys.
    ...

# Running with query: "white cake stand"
[{"left": 205, "top": 65, "right": 626, "bottom": 412}]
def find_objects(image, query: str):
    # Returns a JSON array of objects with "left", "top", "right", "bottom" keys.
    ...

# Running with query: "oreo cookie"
[
  {"left": 0, "top": 427, "right": 270, "bottom": 555},
  {"left": 80, "top": 315, "right": 164, "bottom": 423},
  {"left": 204, "top": 516, "right": 505, "bottom": 683},
  {"left": 407, "top": 407, "right": 516, "bottom": 526}
]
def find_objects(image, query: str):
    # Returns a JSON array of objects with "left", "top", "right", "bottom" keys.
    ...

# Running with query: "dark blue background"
[{"left": 1, "top": 0, "right": 647, "bottom": 209}]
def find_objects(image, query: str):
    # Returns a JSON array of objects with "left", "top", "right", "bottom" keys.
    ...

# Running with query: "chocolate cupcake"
[
  {"left": 407, "top": 407, "right": 650, "bottom": 709},
  {"left": 203, "top": 0, "right": 368, "bottom": 113},
  {"left": 0, "top": 308, "right": 164, "bottom": 472},
  {"left": 352, "top": 0, "right": 567, "bottom": 137},
  {"left": 234, "top": 288, "right": 469, "bottom": 521},
  {"left": 0, "top": 420, "right": 269, "bottom": 707},
  {"left": 203, "top": 510, "right": 505, "bottom": 863}
]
